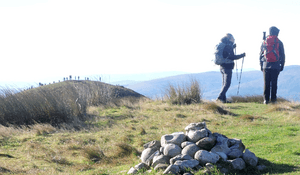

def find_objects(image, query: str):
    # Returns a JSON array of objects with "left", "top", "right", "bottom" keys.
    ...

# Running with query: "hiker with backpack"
[
  {"left": 260, "top": 26, "right": 285, "bottom": 104},
  {"left": 215, "top": 33, "right": 246, "bottom": 103}
]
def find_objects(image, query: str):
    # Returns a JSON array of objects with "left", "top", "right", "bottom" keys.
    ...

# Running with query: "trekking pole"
[
  {"left": 237, "top": 56, "right": 245, "bottom": 95},
  {"left": 235, "top": 47, "right": 238, "bottom": 81}
]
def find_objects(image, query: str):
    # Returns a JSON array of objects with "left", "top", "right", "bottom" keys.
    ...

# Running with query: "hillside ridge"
[{"left": 126, "top": 65, "right": 300, "bottom": 101}]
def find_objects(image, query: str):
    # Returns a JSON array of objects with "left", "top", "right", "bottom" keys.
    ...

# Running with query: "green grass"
[
  {"left": 0, "top": 80, "right": 300, "bottom": 174},
  {"left": 1, "top": 100, "right": 300, "bottom": 174}
]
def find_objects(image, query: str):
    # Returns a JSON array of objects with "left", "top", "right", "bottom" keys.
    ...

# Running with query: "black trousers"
[
  {"left": 218, "top": 68, "right": 232, "bottom": 102},
  {"left": 263, "top": 69, "right": 280, "bottom": 102}
]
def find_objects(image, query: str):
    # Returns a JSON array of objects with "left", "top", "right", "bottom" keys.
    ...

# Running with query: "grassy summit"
[{"left": 0, "top": 80, "right": 145, "bottom": 126}]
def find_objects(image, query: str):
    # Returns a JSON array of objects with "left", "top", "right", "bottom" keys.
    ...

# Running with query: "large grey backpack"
[{"left": 214, "top": 42, "right": 233, "bottom": 65}]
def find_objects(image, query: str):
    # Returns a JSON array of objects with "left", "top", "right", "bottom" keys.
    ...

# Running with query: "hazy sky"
[{"left": 0, "top": 0, "right": 299, "bottom": 82}]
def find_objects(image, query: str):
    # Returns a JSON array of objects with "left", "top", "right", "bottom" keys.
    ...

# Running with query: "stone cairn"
[{"left": 127, "top": 122, "right": 266, "bottom": 174}]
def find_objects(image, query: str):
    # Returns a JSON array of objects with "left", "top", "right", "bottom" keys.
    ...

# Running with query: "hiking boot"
[
  {"left": 271, "top": 100, "right": 277, "bottom": 104},
  {"left": 216, "top": 98, "right": 226, "bottom": 103},
  {"left": 264, "top": 100, "right": 269, "bottom": 104}
]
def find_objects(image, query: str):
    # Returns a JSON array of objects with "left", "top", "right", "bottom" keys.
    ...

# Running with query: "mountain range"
[{"left": 125, "top": 65, "right": 300, "bottom": 101}]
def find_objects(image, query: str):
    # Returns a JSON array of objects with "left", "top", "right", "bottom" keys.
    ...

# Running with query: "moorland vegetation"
[{"left": 0, "top": 80, "right": 299, "bottom": 174}]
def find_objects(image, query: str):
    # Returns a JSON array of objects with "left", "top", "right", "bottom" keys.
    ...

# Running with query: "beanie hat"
[
  {"left": 269, "top": 26, "right": 280, "bottom": 36},
  {"left": 226, "top": 33, "right": 235, "bottom": 43}
]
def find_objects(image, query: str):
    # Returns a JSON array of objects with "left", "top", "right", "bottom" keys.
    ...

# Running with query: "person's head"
[
  {"left": 226, "top": 33, "right": 235, "bottom": 43},
  {"left": 221, "top": 33, "right": 235, "bottom": 44},
  {"left": 269, "top": 26, "right": 280, "bottom": 36}
]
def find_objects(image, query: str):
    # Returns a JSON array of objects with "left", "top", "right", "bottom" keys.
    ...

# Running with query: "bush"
[{"left": 164, "top": 78, "right": 202, "bottom": 105}]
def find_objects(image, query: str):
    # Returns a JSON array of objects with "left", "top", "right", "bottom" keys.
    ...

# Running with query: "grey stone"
[
  {"left": 163, "top": 143, "right": 182, "bottom": 157},
  {"left": 227, "top": 148, "right": 243, "bottom": 159},
  {"left": 134, "top": 162, "right": 148, "bottom": 171},
  {"left": 210, "top": 144, "right": 230, "bottom": 155},
  {"left": 127, "top": 167, "right": 138, "bottom": 174},
  {"left": 170, "top": 154, "right": 193, "bottom": 165},
  {"left": 210, "top": 133, "right": 230, "bottom": 155},
  {"left": 161, "top": 132, "right": 186, "bottom": 147},
  {"left": 213, "top": 133, "right": 228, "bottom": 144},
  {"left": 174, "top": 159, "right": 199, "bottom": 171},
  {"left": 243, "top": 149, "right": 258, "bottom": 166},
  {"left": 186, "top": 128, "right": 208, "bottom": 143},
  {"left": 194, "top": 150, "right": 220, "bottom": 165},
  {"left": 228, "top": 158, "right": 246, "bottom": 170},
  {"left": 181, "top": 141, "right": 196, "bottom": 149},
  {"left": 152, "top": 154, "right": 170, "bottom": 168},
  {"left": 163, "top": 164, "right": 180, "bottom": 174},
  {"left": 143, "top": 140, "right": 161, "bottom": 150},
  {"left": 154, "top": 163, "right": 169, "bottom": 171},
  {"left": 229, "top": 139, "right": 245, "bottom": 152},
  {"left": 183, "top": 173, "right": 193, "bottom": 175},
  {"left": 144, "top": 150, "right": 159, "bottom": 166},
  {"left": 141, "top": 148, "right": 158, "bottom": 163},
  {"left": 160, "top": 146, "right": 164, "bottom": 154},
  {"left": 228, "top": 138, "right": 243, "bottom": 147},
  {"left": 196, "top": 136, "right": 216, "bottom": 150},
  {"left": 227, "top": 139, "right": 245, "bottom": 159},
  {"left": 184, "top": 122, "right": 206, "bottom": 131},
  {"left": 181, "top": 144, "right": 200, "bottom": 158},
  {"left": 216, "top": 152, "right": 227, "bottom": 161},
  {"left": 220, "top": 167, "right": 229, "bottom": 174}
]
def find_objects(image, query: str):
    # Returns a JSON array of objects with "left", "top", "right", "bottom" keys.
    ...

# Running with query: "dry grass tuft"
[
  {"left": 240, "top": 114, "right": 262, "bottom": 122},
  {"left": 51, "top": 155, "right": 72, "bottom": 165},
  {"left": 30, "top": 123, "right": 56, "bottom": 136},
  {"left": 0, "top": 125, "right": 22, "bottom": 138},
  {"left": 113, "top": 143, "right": 140, "bottom": 158},
  {"left": 203, "top": 102, "right": 232, "bottom": 115},
  {"left": 164, "top": 78, "right": 202, "bottom": 105},
  {"left": 139, "top": 128, "right": 146, "bottom": 135},
  {"left": 266, "top": 102, "right": 295, "bottom": 113},
  {"left": 175, "top": 113, "right": 186, "bottom": 118},
  {"left": 84, "top": 145, "right": 106, "bottom": 163}
]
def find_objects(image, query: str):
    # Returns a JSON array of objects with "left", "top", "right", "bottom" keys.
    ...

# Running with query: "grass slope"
[
  {"left": 1, "top": 99, "right": 300, "bottom": 174},
  {"left": 0, "top": 80, "right": 145, "bottom": 126}
]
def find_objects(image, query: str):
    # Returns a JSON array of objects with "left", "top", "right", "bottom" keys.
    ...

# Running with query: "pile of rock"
[{"left": 127, "top": 122, "right": 266, "bottom": 174}]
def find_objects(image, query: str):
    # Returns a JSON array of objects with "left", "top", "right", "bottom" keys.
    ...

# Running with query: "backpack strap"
[{"left": 272, "top": 37, "right": 279, "bottom": 61}]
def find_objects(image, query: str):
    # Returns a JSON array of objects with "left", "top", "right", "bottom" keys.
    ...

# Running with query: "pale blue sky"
[{"left": 0, "top": 0, "right": 299, "bottom": 82}]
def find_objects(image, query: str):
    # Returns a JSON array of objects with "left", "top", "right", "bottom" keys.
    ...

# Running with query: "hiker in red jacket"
[{"left": 260, "top": 26, "right": 285, "bottom": 104}]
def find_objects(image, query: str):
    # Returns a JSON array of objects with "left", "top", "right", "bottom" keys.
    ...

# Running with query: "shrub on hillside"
[
  {"left": 0, "top": 84, "right": 86, "bottom": 126},
  {"left": 164, "top": 78, "right": 202, "bottom": 105},
  {"left": 0, "top": 81, "right": 144, "bottom": 126}
]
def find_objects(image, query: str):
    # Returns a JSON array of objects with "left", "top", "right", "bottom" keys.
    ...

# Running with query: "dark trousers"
[
  {"left": 218, "top": 68, "right": 232, "bottom": 102},
  {"left": 263, "top": 69, "right": 280, "bottom": 102}
]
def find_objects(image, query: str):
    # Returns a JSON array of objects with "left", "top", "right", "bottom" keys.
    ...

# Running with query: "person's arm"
[
  {"left": 259, "top": 42, "right": 264, "bottom": 71},
  {"left": 279, "top": 40, "right": 285, "bottom": 71},
  {"left": 223, "top": 45, "right": 245, "bottom": 60}
]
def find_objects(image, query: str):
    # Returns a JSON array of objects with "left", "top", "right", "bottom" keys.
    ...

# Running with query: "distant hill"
[{"left": 126, "top": 65, "right": 300, "bottom": 101}]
